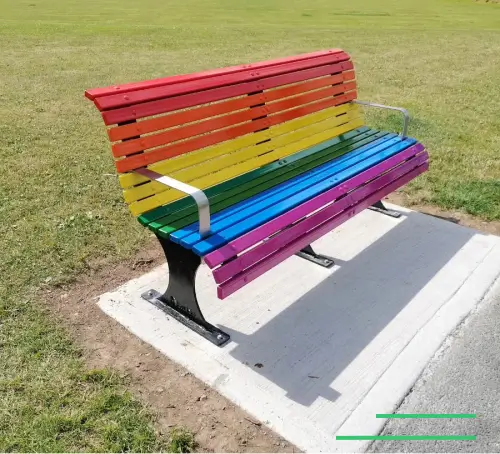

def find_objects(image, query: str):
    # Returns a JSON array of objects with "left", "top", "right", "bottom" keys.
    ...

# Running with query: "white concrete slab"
[{"left": 97, "top": 205, "right": 500, "bottom": 452}]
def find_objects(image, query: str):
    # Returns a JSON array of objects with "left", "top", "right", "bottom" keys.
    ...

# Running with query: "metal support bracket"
[
  {"left": 134, "top": 168, "right": 211, "bottom": 237},
  {"left": 353, "top": 100, "right": 410, "bottom": 138},
  {"left": 295, "top": 245, "right": 335, "bottom": 268},
  {"left": 142, "top": 236, "right": 230, "bottom": 347},
  {"left": 369, "top": 200, "right": 402, "bottom": 218}
]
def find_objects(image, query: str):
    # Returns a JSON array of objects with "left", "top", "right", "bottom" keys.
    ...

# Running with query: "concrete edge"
[{"left": 333, "top": 240, "right": 500, "bottom": 453}]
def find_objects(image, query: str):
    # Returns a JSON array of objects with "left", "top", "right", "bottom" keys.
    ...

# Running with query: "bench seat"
[
  {"left": 85, "top": 49, "right": 428, "bottom": 345},
  {"left": 138, "top": 126, "right": 427, "bottom": 298}
]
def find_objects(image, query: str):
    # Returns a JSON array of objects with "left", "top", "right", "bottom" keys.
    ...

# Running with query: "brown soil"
[
  {"left": 44, "top": 200, "right": 498, "bottom": 452},
  {"left": 45, "top": 243, "right": 297, "bottom": 453},
  {"left": 386, "top": 194, "right": 500, "bottom": 236}
]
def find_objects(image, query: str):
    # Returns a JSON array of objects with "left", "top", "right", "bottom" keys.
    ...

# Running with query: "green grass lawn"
[{"left": 1, "top": 0, "right": 499, "bottom": 450}]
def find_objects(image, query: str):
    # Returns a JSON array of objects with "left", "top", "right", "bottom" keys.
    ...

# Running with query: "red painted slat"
[
  {"left": 102, "top": 60, "right": 354, "bottom": 125},
  {"left": 94, "top": 52, "right": 350, "bottom": 110},
  {"left": 112, "top": 81, "right": 357, "bottom": 157},
  {"left": 85, "top": 49, "right": 343, "bottom": 100},
  {"left": 114, "top": 91, "right": 357, "bottom": 173},
  {"left": 112, "top": 105, "right": 268, "bottom": 157},
  {"left": 108, "top": 71, "right": 354, "bottom": 141}
]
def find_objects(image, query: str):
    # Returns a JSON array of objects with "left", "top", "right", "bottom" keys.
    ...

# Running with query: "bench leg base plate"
[
  {"left": 142, "top": 289, "right": 230, "bottom": 347},
  {"left": 295, "top": 245, "right": 335, "bottom": 268},
  {"left": 150, "top": 235, "right": 230, "bottom": 347},
  {"left": 369, "top": 200, "right": 402, "bottom": 218}
]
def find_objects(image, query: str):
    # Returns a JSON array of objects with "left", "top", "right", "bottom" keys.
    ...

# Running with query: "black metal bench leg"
[
  {"left": 142, "top": 235, "right": 230, "bottom": 347},
  {"left": 369, "top": 200, "right": 402, "bottom": 218},
  {"left": 295, "top": 245, "right": 335, "bottom": 268}
]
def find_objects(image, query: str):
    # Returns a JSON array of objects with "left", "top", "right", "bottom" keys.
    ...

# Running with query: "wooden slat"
[
  {"left": 174, "top": 136, "right": 415, "bottom": 252},
  {"left": 108, "top": 71, "right": 354, "bottom": 141},
  {"left": 85, "top": 49, "right": 343, "bottom": 101},
  {"left": 217, "top": 160, "right": 429, "bottom": 299},
  {"left": 214, "top": 152, "right": 428, "bottom": 284},
  {"left": 208, "top": 144, "right": 426, "bottom": 275},
  {"left": 112, "top": 81, "right": 357, "bottom": 157},
  {"left": 122, "top": 106, "right": 361, "bottom": 204},
  {"left": 112, "top": 105, "right": 268, "bottom": 158},
  {"left": 94, "top": 52, "right": 350, "bottom": 111},
  {"left": 127, "top": 117, "right": 364, "bottom": 216},
  {"left": 137, "top": 126, "right": 373, "bottom": 226},
  {"left": 115, "top": 91, "right": 357, "bottom": 173},
  {"left": 119, "top": 99, "right": 359, "bottom": 189},
  {"left": 102, "top": 61, "right": 354, "bottom": 125},
  {"left": 151, "top": 130, "right": 386, "bottom": 237},
  {"left": 121, "top": 104, "right": 358, "bottom": 199}
]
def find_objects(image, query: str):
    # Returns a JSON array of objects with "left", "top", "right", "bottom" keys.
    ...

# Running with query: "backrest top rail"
[
  {"left": 92, "top": 51, "right": 350, "bottom": 112},
  {"left": 85, "top": 49, "right": 344, "bottom": 102}
]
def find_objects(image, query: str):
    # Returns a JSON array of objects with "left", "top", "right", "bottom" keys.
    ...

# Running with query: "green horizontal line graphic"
[
  {"left": 376, "top": 414, "right": 477, "bottom": 419},
  {"left": 336, "top": 435, "right": 476, "bottom": 441}
]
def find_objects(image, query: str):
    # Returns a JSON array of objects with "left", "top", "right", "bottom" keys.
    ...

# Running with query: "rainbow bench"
[{"left": 85, "top": 49, "right": 428, "bottom": 346}]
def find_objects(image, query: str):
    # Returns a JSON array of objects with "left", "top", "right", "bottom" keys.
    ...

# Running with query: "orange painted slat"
[
  {"left": 112, "top": 81, "right": 357, "bottom": 157},
  {"left": 114, "top": 91, "right": 357, "bottom": 173},
  {"left": 108, "top": 70, "right": 354, "bottom": 142},
  {"left": 85, "top": 49, "right": 343, "bottom": 100},
  {"left": 263, "top": 71, "right": 354, "bottom": 103},
  {"left": 112, "top": 105, "right": 268, "bottom": 157},
  {"left": 108, "top": 92, "right": 265, "bottom": 142},
  {"left": 266, "top": 81, "right": 357, "bottom": 116},
  {"left": 101, "top": 61, "right": 354, "bottom": 125}
]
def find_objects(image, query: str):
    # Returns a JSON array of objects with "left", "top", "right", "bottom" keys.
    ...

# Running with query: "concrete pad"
[
  {"left": 370, "top": 278, "right": 500, "bottom": 453},
  {"left": 98, "top": 205, "right": 500, "bottom": 452}
]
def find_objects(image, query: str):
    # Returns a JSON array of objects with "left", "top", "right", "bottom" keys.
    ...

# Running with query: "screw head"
[
  {"left": 217, "top": 334, "right": 224, "bottom": 340},
  {"left": 148, "top": 291, "right": 153, "bottom": 297}
]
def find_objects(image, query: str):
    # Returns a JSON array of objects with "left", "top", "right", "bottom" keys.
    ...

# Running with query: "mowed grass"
[{"left": 1, "top": 0, "right": 499, "bottom": 450}]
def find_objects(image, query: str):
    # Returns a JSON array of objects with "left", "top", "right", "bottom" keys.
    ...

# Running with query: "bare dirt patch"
[
  {"left": 44, "top": 241, "right": 296, "bottom": 453},
  {"left": 386, "top": 194, "right": 500, "bottom": 236}
]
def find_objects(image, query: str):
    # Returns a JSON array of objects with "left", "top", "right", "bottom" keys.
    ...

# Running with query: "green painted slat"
[
  {"left": 154, "top": 129, "right": 388, "bottom": 236},
  {"left": 155, "top": 129, "right": 389, "bottom": 238},
  {"left": 155, "top": 131, "right": 387, "bottom": 236},
  {"left": 138, "top": 126, "right": 371, "bottom": 226},
  {"left": 150, "top": 130, "right": 380, "bottom": 233}
]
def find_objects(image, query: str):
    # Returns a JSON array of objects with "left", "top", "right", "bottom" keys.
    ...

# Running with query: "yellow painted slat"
[
  {"left": 118, "top": 102, "right": 359, "bottom": 189},
  {"left": 123, "top": 108, "right": 361, "bottom": 204},
  {"left": 127, "top": 117, "right": 364, "bottom": 216}
]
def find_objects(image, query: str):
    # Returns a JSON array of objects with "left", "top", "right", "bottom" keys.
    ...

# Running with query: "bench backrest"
[{"left": 85, "top": 49, "right": 362, "bottom": 217}]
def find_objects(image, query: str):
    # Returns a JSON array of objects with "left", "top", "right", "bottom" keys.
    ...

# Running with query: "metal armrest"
[
  {"left": 134, "top": 168, "right": 210, "bottom": 237},
  {"left": 353, "top": 100, "right": 410, "bottom": 138}
]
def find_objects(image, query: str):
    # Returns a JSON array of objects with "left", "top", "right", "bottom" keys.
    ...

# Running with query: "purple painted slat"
[
  {"left": 213, "top": 152, "right": 428, "bottom": 284},
  {"left": 217, "top": 160, "right": 429, "bottom": 299},
  {"left": 205, "top": 142, "right": 425, "bottom": 269}
]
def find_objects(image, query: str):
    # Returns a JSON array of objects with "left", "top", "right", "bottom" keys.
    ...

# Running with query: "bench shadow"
[{"left": 218, "top": 211, "right": 476, "bottom": 407}]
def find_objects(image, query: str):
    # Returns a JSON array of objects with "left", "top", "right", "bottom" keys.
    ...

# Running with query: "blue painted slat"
[
  {"left": 169, "top": 133, "right": 397, "bottom": 243},
  {"left": 144, "top": 127, "right": 372, "bottom": 227},
  {"left": 175, "top": 135, "right": 414, "bottom": 249},
  {"left": 190, "top": 138, "right": 417, "bottom": 255},
  {"left": 202, "top": 133, "right": 393, "bottom": 228},
  {"left": 167, "top": 132, "right": 388, "bottom": 242}
]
